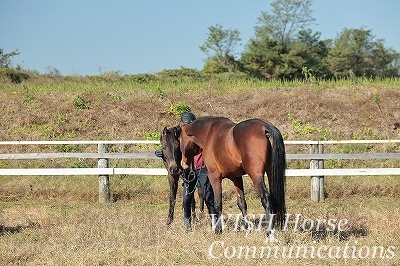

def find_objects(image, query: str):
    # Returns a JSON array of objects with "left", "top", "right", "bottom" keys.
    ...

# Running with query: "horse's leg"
[
  {"left": 254, "top": 178, "right": 271, "bottom": 219},
  {"left": 230, "top": 176, "right": 247, "bottom": 218},
  {"left": 264, "top": 167, "right": 278, "bottom": 242},
  {"left": 208, "top": 176, "right": 223, "bottom": 233},
  {"left": 197, "top": 183, "right": 205, "bottom": 219},
  {"left": 166, "top": 174, "right": 179, "bottom": 226},
  {"left": 252, "top": 176, "right": 276, "bottom": 241},
  {"left": 191, "top": 194, "right": 196, "bottom": 221}
]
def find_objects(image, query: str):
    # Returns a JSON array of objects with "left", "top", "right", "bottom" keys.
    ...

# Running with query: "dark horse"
[
  {"left": 158, "top": 126, "right": 203, "bottom": 225},
  {"left": 179, "top": 116, "right": 286, "bottom": 239}
]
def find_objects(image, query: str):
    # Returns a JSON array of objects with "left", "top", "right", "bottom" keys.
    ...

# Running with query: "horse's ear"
[
  {"left": 174, "top": 126, "right": 181, "bottom": 138},
  {"left": 162, "top": 127, "right": 167, "bottom": 136}
]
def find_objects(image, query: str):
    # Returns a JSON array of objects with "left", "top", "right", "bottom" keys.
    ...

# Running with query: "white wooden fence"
[{"left": 0, "top": 140, "right": 399, "bottom": 202}]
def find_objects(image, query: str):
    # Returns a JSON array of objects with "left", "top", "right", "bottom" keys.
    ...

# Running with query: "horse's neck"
[
  {"left": 192, "top": 124, "right": 212, "bottom": 148},
  {"left": 197, "top": 122, "right": 232, "bottom": 149},
  {"left": 192, "top": 118, "right": 233, "bottom": 148},
  {"left": 192, "top": 134, "right": 206, "bottom": 149}
]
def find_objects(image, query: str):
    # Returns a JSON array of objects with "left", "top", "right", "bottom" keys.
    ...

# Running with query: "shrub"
[
  {"left": 156, "top": 67, "right": 207, "bottom": 82},
  {"left": 125, "top": 73, "right": 157, "bottom": 83},
  {"left": 202, "top": 60, "right": 228, "bottom": 74},
  {"left": 0, "top": 67, "right": 30, "bottom": 83}
]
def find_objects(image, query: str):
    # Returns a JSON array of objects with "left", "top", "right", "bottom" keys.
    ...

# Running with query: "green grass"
[{"left": 3, "top": 74, "right": 400, "bottom": 93}]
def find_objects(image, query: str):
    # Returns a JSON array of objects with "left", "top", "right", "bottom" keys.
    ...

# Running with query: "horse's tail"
[{"left": 265, "top": 123, "right": 286, "bottom": 229}]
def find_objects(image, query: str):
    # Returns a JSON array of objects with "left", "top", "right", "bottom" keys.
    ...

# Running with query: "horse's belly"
[
  {"left": 207, "top": 161, "right": 244, "bottom": 178},
  {"left": 221, "top": 164, "right": 246, "bottom": 178}
]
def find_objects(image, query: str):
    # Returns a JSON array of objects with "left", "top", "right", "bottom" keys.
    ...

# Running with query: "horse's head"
[
  {"left": 179, "top": 122, "right": 200, "bottom": 170},
  {"left": 160, "top": 126, "right": 182, "bottom": 176}
]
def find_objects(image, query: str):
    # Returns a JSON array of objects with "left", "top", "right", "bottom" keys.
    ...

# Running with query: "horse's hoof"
[
  {"left": 165, "top": 218, "right": 173, "bottom": 226},
  {"left": 199, "top": 211, "right": 205, "bottom": 219},
  {"left": 195, "top": 211, "right": 204, "bottom": 222},
  {"left": 265, "top": 229, "right": 278, "bottom": 244},
  {"left": 213, "top": 226, "right": 223, "bottom": 234},
  {"left": 266, "top": 236, "right": 279, "bottom": 244}
]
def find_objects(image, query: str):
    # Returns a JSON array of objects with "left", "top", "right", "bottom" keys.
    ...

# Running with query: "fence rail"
[
  {"left": 0, "top": 140, "right": 399, "bottom": 202},
  {"left": 1, "top": 152, "right": 400, "bottom": 160},
  {"left": 2, "top": 167, "right": 400, "bottom": 177}
]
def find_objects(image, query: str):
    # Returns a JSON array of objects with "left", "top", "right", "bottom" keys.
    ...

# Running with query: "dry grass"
[
  {"left": 0, "top": 176, "right": 399, "bottom": 265},
  {"left": 0, "top": 79, "right": 400, "bottom": 264}
]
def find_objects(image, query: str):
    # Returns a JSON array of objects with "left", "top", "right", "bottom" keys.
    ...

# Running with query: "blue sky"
[{"left": 1, "top": 0, "right": 399, "bottom": 76}]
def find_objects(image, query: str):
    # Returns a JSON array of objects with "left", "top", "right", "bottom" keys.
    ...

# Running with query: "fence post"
[
  {"left": 310, "top": 143, "right": 325, "bottom": 202},
  {"left": 98, "top": 143, "right": 110, "bottom": 203},
  {"left": 318, "top": 144, "right": 325, "bottom": 201}
]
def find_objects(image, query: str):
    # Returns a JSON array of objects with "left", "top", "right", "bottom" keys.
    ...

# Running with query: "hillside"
[{"left": 0, "top": 77, "right": 399, "bottom": 142}]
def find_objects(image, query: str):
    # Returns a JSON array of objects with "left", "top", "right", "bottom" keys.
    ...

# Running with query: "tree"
[
  {"left": 326, "top": 28, "right": 400, "bottom": 78},
  {"left": 371, "top": 41, "right": 400, "bottom": 77},
  {"left": 200, "top": 24, "right": 241, "bottom": 73},
  {"left": 241, "top": 36, "right": 284, "bottom": 79},
  {"left": 241, "top": 29, "right": 329, "bottom": 79},
  {"left": 241, "top": 0, "right": 318, "bottom": 79},
  {"left": 0, "top": 48, "right": 20, "bottom": 68},
  {"left": 297, "top": 29, "right": 330, "bottom": 78},
  {"left": 254, "top": 0, "right": 315, "bottom": 45},
  {"left": 0, "top": 48, "right": 30, "bottom": 83}
]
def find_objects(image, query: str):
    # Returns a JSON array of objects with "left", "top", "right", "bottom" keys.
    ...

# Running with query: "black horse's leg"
[
  {"left": 209, "top": 177, "right": 223, "bottom": 233},
  {"left": 191, "top": 194, "right": 196, "bottom": 221},
  {"left": 231, "top": 176, "right": 247, "bottom": 218},
  {"left": 197, "top": 183, "right": 205, "bottom": 219},
  {"left": 166, "top": 174, "right": 179, "bottom": 226}
]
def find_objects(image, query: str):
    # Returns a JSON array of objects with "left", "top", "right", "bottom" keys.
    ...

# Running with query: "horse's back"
[
  {"left": 197, "top": 116, "right": 236, "bottom": 145},
  {"left": 205, "top": 117, "right": 270, "bottom": 158},
  {"left": 233, "top": 119, "right": 270, "bottom": 146}
]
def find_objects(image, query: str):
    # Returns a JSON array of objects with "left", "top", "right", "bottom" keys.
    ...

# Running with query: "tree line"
[{"left": 200, "top": 0, "right": 400, "bottom": 79}]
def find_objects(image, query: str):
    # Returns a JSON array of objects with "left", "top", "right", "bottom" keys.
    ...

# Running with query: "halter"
[
  {"left": 181, "top": 169, "right": 197, "bottom": 183},
  {"left": 181, "top": 159, "right": 204, "bottom": 196}
]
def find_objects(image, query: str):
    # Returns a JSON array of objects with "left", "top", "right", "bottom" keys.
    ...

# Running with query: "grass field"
[
  {"left": 0, "top": 175, "right": 399, "bottom": 265},
  {"left": 0, "top": 75, "right": 399, "bottom": 265}
]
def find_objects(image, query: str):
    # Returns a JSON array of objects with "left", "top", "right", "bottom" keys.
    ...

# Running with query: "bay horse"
[
  {"left": 179, "top": 116, "right": 286, "bottom": 238},
  {"left": 158, "top": 126, "right": 203, "bottom": 225}
]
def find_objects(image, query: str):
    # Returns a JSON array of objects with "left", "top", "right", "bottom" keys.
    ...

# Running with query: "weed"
[
  {"left": 22, "top": 85, "right": 34, "bottom": 104},
  {"left": 72, "top": 158, "right": 92, "bottom": 168},
  {"left": 59, "top": 144, "right": 72, "bottom": 152},
  {"left": 301, "top": 66, "right": 316, "bottom": 83},
  {"left": 10, "top": 124, "right": 54, "bottom": 138},
  {"left": 168, "top": 101, "right": 191, "bottom": 116},
  {"left": 289, "top": 116, "right": 329, "bottom": 139},
  {"left": 53, "top": 113, "right": 68, "bottom": 124},
  {"left": 136, "top": 131, "right": 161, "bottom": 141},
  {"left": 72, "top": 94, "right": 89, "bottom": 109},
  {"left": 155, "top": 87, "right": 164, "bottom": 99},
  {"left": 107, "top": 92, "right": 122, "bottom": 101}
]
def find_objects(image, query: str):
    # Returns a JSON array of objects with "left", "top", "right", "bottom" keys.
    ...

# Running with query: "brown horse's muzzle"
[{"left": 181, "top": 159, "right": 190, "bottom": 170}]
